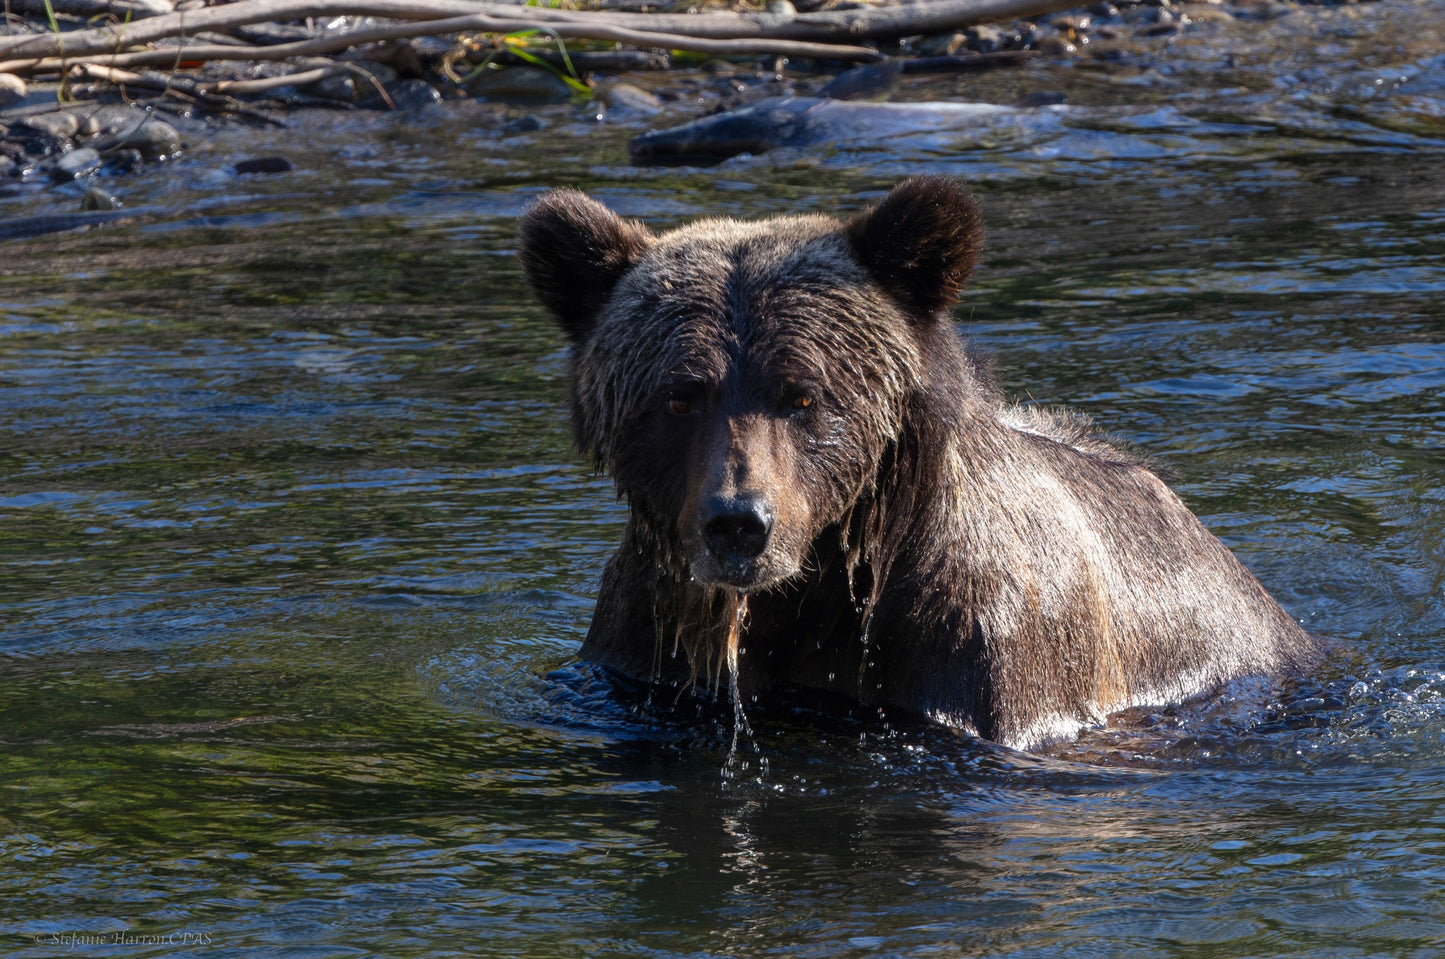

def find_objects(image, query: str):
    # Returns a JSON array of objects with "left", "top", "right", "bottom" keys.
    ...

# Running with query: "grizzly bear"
[{"left": 518, "top": 176, "right": 1322, "bottom": 751}]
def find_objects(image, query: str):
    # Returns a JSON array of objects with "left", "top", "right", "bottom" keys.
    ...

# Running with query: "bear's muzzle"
[{"left": 702, "top": 492, "right": 775, "bottom": 566}]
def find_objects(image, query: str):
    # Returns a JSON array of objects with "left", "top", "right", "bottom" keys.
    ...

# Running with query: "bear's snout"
[
  {"left": 702, "top": 493, "right": 775, "bottom": 562},
  {"left": 681, "top": 412, "right": 807, "bottom": 590}
]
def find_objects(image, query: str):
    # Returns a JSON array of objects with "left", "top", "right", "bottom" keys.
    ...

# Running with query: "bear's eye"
[
  {"left": 784, "top": 390, "right": 815, "bottom": 416},
  {"left": 665, "top": 387, "right": 700, "bottom": 416},
  {"left": 663, "top": 378, "right": 704, "bottom": 417}
]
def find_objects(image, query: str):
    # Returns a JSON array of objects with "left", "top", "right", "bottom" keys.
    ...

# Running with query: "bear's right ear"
[
  {"left": 518, "top": 189, "right": 653, "bottom": 344},
  {"left": 844, "top": 176, "right": 985, "bottom": 324}
]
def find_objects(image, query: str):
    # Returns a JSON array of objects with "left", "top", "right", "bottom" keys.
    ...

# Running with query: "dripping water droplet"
[{"left": 722, "top": 591, "right": 759, "bottom": 780}]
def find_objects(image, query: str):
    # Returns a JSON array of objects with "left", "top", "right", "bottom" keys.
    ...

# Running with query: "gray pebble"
[
  {"left": 0, "top": 73, "right": 26, "bottom": 108},
  {"left": 301, "top": 73, "right": 355, "bottom": 102},
  {"left": 600, "top": 81, "right": 663, "bottom": 118},
  {"left": 81, "top": 186, "right": 122, "bottom": 211},
  {"left": 54, "top": 147, "right": 102, "bottom": 179},
  {"left": 20, "top": 111, "right": 81, "bottom": 140},
  {"left": 1036, "top": 34, "right": 1079, "bottom": 56},
  {"left": 93, "top": 118, "right": 181, "bottom": 159},
  {"left": 1234, "top": 0, "right": 1293, "bottom": 19},
  {"left": 387, "top": 79, "right": 443, "bottom": 112},
  {"left": 467, "top": 66, "right": 575, "bottom": 106}
]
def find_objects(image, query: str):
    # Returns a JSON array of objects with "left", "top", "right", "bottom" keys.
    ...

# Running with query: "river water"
[{"left": 2, "top": 1, "right": 1444, "bottom": 955}]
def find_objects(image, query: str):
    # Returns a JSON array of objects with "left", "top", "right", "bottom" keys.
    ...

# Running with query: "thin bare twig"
[{"left": 201, "top": 64, "right": 339, "bottom": 94}]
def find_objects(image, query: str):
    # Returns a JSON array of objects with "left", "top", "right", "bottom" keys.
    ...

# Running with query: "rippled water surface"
[{"left": 3, "top": 2, "right": 1444, "bottom": 955}]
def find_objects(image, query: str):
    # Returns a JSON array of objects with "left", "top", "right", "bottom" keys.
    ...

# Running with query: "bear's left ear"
[
  {"left": 518, "top": 189, "right": 653, "bottom": 344},
  {"left": 844, "top": 176, "right": 985, "bottom": 323}
]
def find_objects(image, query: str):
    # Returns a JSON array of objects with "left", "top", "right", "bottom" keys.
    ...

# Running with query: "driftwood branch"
[
  {"left": 61, "top": 61, "right": 297, "bottom": 118},
  {"left": 520, "top": 0, "right": 1090, "bottom": 42},
  {"left": 1, "top": 11, "right": 884, "bottom": 76},
  {"left": 4, "top": 0, "right": 174, "bottom": 18},
  {"left": 202, "top": 64, "right": 342, "bottom": 94},
  {"left": 0, "top": 0, "right": 1082, "bottom": 71}
]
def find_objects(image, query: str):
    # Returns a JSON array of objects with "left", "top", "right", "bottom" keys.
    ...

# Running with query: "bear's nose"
[{"left": 702, "top": 494, "right": 774, "bottom": 560}]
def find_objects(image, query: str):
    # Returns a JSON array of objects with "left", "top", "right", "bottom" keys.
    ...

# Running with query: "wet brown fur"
[{"left": 518, "top": 176, "right": 1323, "bottom": 751}]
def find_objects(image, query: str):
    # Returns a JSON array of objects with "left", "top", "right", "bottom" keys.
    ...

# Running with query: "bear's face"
[
  {"left": 585, "top": 220, "right": 924, "bottom": 590},
  {"left": 520, "top": 178, "right": 983, "bottom": 592}
]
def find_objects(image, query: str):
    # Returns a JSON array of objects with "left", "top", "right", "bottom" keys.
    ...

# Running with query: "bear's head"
[{"left": 519, "top": 177, "right": 984, "bottom": 593}]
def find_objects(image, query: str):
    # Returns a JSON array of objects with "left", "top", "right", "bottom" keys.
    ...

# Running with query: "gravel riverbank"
[{"left": 1, "top": 0, "right": 1435, "bottom": 234}]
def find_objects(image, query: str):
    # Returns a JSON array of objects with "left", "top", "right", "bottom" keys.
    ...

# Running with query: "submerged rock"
[
  {"left": 629, "top": 96, "right": 1022, "bottom": 166},
  {"left": 387, "top": 79, "right": 443, "bottom": 112},
  {"left": 234, "top": 156, "right": 294, "bottom": 175},
  {"left": 817, "top": 61, "right": 903, "bottom": 101},
  {"left": 467, "top": 66, "right": 575, "bottom": 106},
  {"left": 81, "top": 186, "right": 122, "bottom": 210},
  {"left": 87, "top": 116, "right": 182, "bottom": 159}
]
